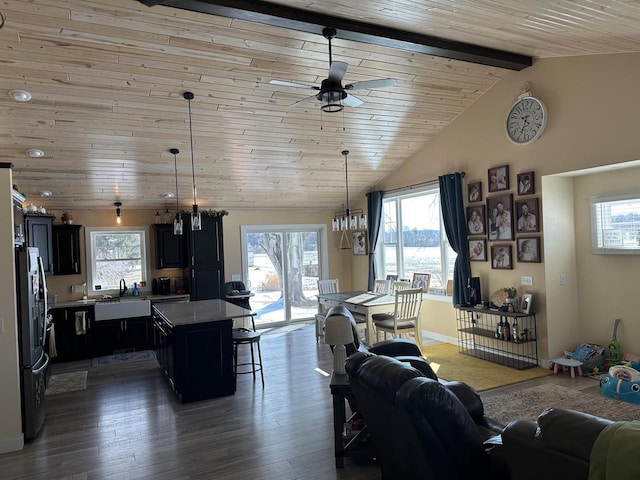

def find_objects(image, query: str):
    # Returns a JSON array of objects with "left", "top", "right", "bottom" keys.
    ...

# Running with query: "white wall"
[{"left": 0, "top": 167, "right": 24, "bottom": 453}]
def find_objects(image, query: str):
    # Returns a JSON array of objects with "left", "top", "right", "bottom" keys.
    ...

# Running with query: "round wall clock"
[{"left": 505, "top": 92, "right": 547, "bottom": 145}]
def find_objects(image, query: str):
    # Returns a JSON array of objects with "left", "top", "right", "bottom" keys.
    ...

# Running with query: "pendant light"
[
  {"left": 170, "top": 148, "right": 183, "bottom": 235},
  {"left": 184, "top": 91, "right": 201, "bottom": 231},
  {"left": 114, "top": 202, "right": 122, "bottom": 225},
  {"left": 332, "top": 150, "right": 367, "bottom": 238}
]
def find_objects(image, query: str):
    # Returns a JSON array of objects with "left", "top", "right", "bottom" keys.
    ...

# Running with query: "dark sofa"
[
  {"left": 345, "top": 351, "right": 508, "bottom": 480},
  {"left": 501, "top": 408, "right": 614, "bottom": 480}
]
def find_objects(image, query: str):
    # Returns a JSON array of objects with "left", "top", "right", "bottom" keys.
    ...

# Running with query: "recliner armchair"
[{"left": 345, "top": 352, "right": 508, "bottom": 480}]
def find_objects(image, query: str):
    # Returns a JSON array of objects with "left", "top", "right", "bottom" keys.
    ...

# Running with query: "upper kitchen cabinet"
[
  {"left": 153, "top": 224, "right": 186, "bottom": 269},
  {"left": 25, "top": 214, "right": 54, "bottom": 275},
  {"left": 186, "top": 214, "right": 225, "bottom": 301},
  {"left": 52, "top": 225, "right": 82, "bottom": 275}
]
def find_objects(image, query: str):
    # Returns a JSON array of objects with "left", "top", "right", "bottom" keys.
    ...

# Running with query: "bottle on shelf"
[
  {"left": 503, "top": 318, "right": 511, "bottom": 341},
  {"left": 512, "top": 318, "right": 519, "bottom": 342},
  {"left": 497, "top": 318, "right": 504, "bottom": 339}
]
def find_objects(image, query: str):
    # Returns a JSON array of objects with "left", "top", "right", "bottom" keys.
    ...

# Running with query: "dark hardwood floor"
[
  {"left": 1, "top": 323, "right": 380, "bottom": 480},
  {"left": 1, "top": 323, "right": 597, "bottom": 479}
]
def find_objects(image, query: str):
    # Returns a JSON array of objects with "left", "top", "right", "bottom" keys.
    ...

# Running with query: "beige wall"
[
  {"left": 0, "top": 169, "right": 24, "bottom": 453},
  {"left": 375, "top": 52, "right": 640, "bottom": 362}
]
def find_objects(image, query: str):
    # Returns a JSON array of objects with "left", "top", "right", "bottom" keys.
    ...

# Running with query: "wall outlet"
[
  {"left": 72, "top": 284, "right": 84, "bottom": 293},
  {"left": 0, "top": 318, "right": 4, "bottom": 333},
  {"left": 521, "top": 276, "right": 533, "bottom": 286},
  {"left": 560, "top": 274, "right": 567, "bottom": 285}
]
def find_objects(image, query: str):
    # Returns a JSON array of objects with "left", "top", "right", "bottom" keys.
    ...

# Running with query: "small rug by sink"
[
  {"left": 46, "top": 371, "right": 87, "bottom": 395},
  {"left": 92, "top": 350, "right": 156, "bottom": 367}
]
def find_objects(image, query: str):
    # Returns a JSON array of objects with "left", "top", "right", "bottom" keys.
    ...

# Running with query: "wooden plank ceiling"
[{"left": 1, "top": 0, "right": 639, "bottom": 212}]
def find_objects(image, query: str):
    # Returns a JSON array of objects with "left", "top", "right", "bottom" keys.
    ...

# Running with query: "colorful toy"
[
  {"left": 600, "top": 364, "right": 640, "bottom": 404},
  {"left": 607, "top": 318, "right": 622, "bottom": 366}
]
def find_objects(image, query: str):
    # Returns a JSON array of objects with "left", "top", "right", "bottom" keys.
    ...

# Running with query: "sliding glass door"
[{"left": 241, "top": 224, "right": 328, "bottom": 328}]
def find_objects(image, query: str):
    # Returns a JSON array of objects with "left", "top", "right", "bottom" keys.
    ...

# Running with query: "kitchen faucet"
[{"left": 119, "top": 279, "right": 128, "bottom": 297}]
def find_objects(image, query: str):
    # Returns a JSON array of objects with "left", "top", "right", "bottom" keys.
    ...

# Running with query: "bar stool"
[{"left": 233, "top": 328, "right": 264, "bottom": 387}]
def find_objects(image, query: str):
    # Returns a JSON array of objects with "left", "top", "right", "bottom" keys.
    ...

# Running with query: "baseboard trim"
[
  {"left": 422, "top": 329, "right": 457, "bottom": 345},
  {"left": 0, "top": 434, "right": 24, "bottom": 454}
]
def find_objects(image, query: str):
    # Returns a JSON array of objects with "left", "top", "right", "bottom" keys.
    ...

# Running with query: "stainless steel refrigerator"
[{"left": 15, "top": 246, "right": 50, "bottom": 440}]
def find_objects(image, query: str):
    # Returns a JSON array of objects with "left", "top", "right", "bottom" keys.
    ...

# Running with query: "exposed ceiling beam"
[{"left": 137, "top": 0, "right": 532, "bottom": 70}]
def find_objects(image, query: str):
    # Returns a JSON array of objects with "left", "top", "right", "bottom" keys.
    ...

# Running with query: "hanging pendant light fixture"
[
  {"left": 114, "top": 201, "right": 122, "bottom": 225},
  {"left": 170, "top": 148, "right": 183, "bottom": 235},
  {"left": 332, "top": 150, "right": 367, "bottom": 244},
  {"left": 184, "top": 91, "right": 201, "bottom": 231}
]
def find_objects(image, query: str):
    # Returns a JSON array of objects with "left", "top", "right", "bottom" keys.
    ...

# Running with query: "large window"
[
  {"left": 591, "top": 193, "right": 640, "bottom": 254},
  {"left": 380, "top": 186, "right": 456, "bottom": 293},
  {"left": 86, "top": 227, "right": 150, "bottom": 295}
]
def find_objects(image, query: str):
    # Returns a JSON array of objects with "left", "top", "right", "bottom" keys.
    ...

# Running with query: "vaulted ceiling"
[{"left": 2, "top": 0, "right": 640, "bottom": 212}]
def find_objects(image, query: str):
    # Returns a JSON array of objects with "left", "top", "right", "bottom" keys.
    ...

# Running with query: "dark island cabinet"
[
  {"left": 153, "top": 224, "right": 186, "bottom": 269},
  {"left": 25, "top": 214, "right": 54, "bottom": 276},
  {"left": 186, "top": 214, "right": 225, "bottom": 301},
  {"left": 52, "top": 225, "right": 82, "bottom": 275}
]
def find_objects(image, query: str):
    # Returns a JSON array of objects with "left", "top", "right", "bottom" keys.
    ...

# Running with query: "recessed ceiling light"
[
  {"left": 9, "top": 90, "right": 32, "bottom": 102},
  {"left": 26, "top": 148, "right": 44, "bottom": 158},
  {"left": 161, "top": 192, "right": 175, "bottom": 198},
  {"left": 40, "top": 190, "right": 52, "bottom": 197}
]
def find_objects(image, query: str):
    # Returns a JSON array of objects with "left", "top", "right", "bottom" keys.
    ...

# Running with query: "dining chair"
[
  {"left": 373, "top": 288, "right": 423, "bottom": 346},
  {"left": 393, "top": 280, "right": 412, "bottom": 292},
  {"left": 374, "top": 279, "right": 391, "bottom": 294},
  {"left": 315, "top": 278, "right": 340, "bottom": 341}
]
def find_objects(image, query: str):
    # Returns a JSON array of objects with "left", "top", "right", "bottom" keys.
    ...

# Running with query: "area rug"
[
  {"left": 424, "top": 342, "right": 551, "bottom": 392},
  {"left": 46, "top": 371, "right": 87, "bottom": 395},
  {"left": 483, "top": 383, "right": 640, "bottom": 426},
  {"left": 91, "top": 350, "right": 156, "bottom": 367}
]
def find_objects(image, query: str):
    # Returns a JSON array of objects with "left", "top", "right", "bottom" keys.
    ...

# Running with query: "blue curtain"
[
  {"left": 366, "top": 191, "right": 384, "bottom": 291},
  {"left": 438, "top": 173, "right": 471, "bottom": 306}
]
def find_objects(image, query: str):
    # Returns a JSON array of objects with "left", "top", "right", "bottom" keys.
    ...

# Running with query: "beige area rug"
[
  {"left": 483, "top": 383, "right": 640, "bottom": 426},
  {"left": 91, "top": 350, "right": 156, "bottom": 367},
  {"left": 424, "top": 342, "right": 551, "bottom": 392},
  {"left": 46, "top": 371, "right": 87, "bottom": 396}
]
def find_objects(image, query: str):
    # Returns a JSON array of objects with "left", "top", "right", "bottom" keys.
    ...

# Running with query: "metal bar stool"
[{"left": 232, "top": 328, "right": 264, "bottom": 387}]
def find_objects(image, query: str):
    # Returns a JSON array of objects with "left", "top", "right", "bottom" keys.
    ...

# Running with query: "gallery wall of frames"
[{"left": 466, "top": 165, "right": 542, "bottom": 269}]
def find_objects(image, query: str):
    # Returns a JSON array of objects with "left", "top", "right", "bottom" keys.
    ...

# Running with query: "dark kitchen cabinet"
[
  {"left": 153, "top": 224, "right": 186, "bottom": 269},
  {"left": 52, "top": 225, "right": 82, "bottom": 275},
  {"left": 186, "top": 214, "right": 225, "bottom": 301},
  {"left": 49, "top": 307, "right": 93, "bottom": 362},
  {"left": 93, "top": 317, "right": 151, "bottom": 356},
  {"left": 25, "top": 214, "right": 54, "bottom": 276}
]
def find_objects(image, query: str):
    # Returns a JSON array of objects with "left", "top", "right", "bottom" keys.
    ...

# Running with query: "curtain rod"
[{"left": 383, "top": 171, "right": 465, "bottom": 194}]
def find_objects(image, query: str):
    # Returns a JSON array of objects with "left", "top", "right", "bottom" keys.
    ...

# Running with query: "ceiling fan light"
[{"left": 321, "top": 91, "right": 343, "bottom": 113}]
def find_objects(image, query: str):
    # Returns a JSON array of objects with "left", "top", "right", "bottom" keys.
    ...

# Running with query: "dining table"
[{"left": 316, "top": 290, "right": 398, "bottom": 346}]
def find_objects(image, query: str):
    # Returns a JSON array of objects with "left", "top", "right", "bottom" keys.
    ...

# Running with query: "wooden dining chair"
[
  {"left": 374, "top": 279, "right": 391, "bottom": 294},
  {"left": 393, "top": 280, "right": 412, "bottom": 292},
  {"left": 315, "top": 278, "right": 340, "bottom": 341},
  {"left": 373, "top": 288, "right": 423, "bottom": 346}
]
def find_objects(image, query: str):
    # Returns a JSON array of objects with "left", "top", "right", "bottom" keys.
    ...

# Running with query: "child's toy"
[
  {"left": 600, "top": 364, "right": 640, "bottom": 404},
  {"left": 606, "top": 318, "right": 622, "bottom": 365},
  {"left": 563, "top": 343, "right": 605, "bottom": 373}
]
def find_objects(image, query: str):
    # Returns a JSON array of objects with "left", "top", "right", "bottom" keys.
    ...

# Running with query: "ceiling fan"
[{"left": 269, "top": 27, "right": 397, "bottom": 112}]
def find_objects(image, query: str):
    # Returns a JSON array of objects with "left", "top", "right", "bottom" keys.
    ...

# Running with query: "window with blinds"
[{"left": 591, "top": 193, "right": 640, "bottom": 254}]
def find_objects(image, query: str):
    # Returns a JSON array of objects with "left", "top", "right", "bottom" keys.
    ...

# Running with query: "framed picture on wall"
[
  {"left": 491, "top": 244, "right": 512, "bottom": 269},
  {"left": 488, "top": 165, "right": 509, "bottom": 192},
  {"left": 487, "top": 193, "right": 514, "bottom": 241},
  {"left": 515, "top": 198, "right": 540, "bottom": 233},
  {"left": 353, "top": 231, "right": 367, "bottom": 255},
  {"left": 466, "top": 205, "right": 486, "bottom": 235},
  {"left": 517, "top": 237, "right": 541, "bottom": 263},
  {"left": 468, "top": 182, "right": 482, "bottom": 203},
  {"left": 469, "top": 239, "right": 487, "bottom": 262},
  {"left": 517, "top": 172, "right": 535, "bottom": 195}
]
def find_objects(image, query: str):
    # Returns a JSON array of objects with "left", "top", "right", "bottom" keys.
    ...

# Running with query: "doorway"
[{"left": 241, "top": 224, "right": 329, "bottom": 328}]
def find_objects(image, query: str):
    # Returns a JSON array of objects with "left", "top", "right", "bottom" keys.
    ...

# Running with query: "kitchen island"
[{"left": 152, "top": 299, "right": 255, "bottom": 403}]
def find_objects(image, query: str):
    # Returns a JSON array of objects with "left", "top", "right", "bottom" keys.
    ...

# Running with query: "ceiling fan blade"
[
  {"left": 345, "top": 78, "right": 397, "bottom": 90},
  {"left": 269, "top": 79, "right": 318, "bottom": 90},
  {"left": 328, "top": 61, "right": 348, "bottom": 82},
  {"left": 290, "top": 94, "right": 318, "bottom": 107},
  {"left": 343, "top": 94, "right": 364, "bottom": 107}
]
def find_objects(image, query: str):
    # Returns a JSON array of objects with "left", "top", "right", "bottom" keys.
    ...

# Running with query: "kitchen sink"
[{"left": 94, "top": 298, "right": 151, "bottom": 321}]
